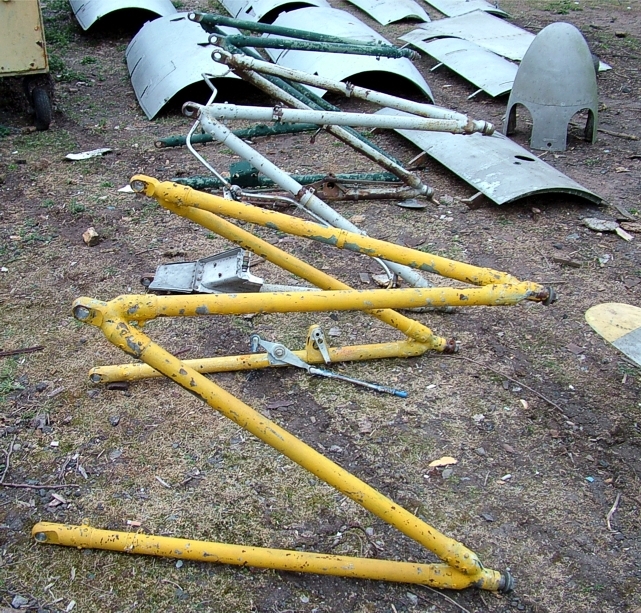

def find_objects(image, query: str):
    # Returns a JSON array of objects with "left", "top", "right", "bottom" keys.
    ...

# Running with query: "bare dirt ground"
[{"left": 0, "top": 0, "right": 640, "bottom": 612}]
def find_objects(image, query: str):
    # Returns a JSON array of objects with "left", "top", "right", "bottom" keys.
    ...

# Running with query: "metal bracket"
[
  {"left": 308, "top": 325, "right": 331, "bottom": 364},
  {"left": 250, "top": 333, "right": 408, "bottom": 397},
  {"left": 145, "top": 248, "right": 264, "bottom": 294}
]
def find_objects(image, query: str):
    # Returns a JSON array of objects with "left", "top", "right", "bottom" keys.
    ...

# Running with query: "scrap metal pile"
[{"left": 34, "top": 0, "right": 608, "bottom": 597}]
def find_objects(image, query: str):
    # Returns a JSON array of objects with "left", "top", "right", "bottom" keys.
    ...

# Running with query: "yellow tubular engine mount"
[{"left": 30, "top": 175, "right": 555, "bottom": 592}]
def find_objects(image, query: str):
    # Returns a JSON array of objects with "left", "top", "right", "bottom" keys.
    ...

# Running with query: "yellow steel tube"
[
  {"left": 75, "top": 304, "right": 490, "bottom": 577},
  {"left": 132, "top": 175, "right": 520, "bottom": 287},
  {"left": 89, "top": 340, "right": 430, "bottom": 383},
  {"left": 161, "top": 198, "right": 444, "bottom": 347},
  {"left": 32, "top": 522, "right": 508, "bottom": 591},
  {"left": 72, "top": 282, "right": 549, "bottom": 327}
]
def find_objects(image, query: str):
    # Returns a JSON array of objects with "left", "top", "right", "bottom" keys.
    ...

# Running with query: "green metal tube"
[
  {"left": 192, "top": 12, "right": 393, "bottom": 47},
  {"left": 204, "top": 26, "right": 402, "bottom": 165},
  {"left": 222, "top": 36, "right": 417, "bottom": 59},
  {"left": 156, "top": 123, "right": 319, "bottom": 148},
  {"left": 173, "top": 172, "right": 400, "bottom": 190}
]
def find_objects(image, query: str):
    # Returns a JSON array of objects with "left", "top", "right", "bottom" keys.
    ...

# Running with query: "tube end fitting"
[
  {"left": 443, "top": 338, "right": 459, "bottom": 354},
  {"left": 543, "top": 287, "right": 558, "bottom": 306},
  {"left": 498, "top": 571, "right": 515, "bottom": 593},
  {"left": 482, "top": 121, "right": 495, "bottom": 136}
]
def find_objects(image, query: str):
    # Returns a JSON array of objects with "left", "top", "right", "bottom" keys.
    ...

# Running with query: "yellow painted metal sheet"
[
  {"left": 0, "top": 0, "right": 48, "bottom": 77},
  {"left": 586, "top": 302, "right": 641, "bottom": 367}
]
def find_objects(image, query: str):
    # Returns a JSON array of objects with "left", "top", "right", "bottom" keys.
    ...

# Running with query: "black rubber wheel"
[{"left": 32, "top": 87, "right": 52, "bottom": 131}]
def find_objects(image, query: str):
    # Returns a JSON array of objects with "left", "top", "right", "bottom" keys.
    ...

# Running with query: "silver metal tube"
[
  {"left": 214, "top": 50, "right": 494, "bottom": 135},
  {"left": 191, "top": 114, "right": 433, "bottom": 289},
  {"left": 221, "top": 67, "right": 430, "bottom": 193},
  {"left": 193, "top": 103, "right": 483, "bottom": 135}
]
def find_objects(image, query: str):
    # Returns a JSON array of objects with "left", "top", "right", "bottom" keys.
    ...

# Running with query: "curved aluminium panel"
[
  {"left": 126, "top": 14, "right": 240, "bottom": 119},
  {"left": 376, "top": 108, "right": 602, "bottom": 205},
  {"left": 266, "top": 7, "right": 433, "bottom": 101},
  {"left": 423, "top": 0, "right": 508, "bottom": 18},
  {"left": 69, "top": 0, "right": 176, "bottom": 31},
  {"left": 219, "top": 0, "right": 330, "bottom": 22},
  {"left": 400, "top": 11, "right": 534, "bottom": 62},
  {"left": 414, "top": 38, "right": 518, "bottom": 97},
  {"left": 401, "top": 11, "right": 611, "bottom": 71},
  {"left": 345, "top": 0, "right": 430, "bottom": 26}
]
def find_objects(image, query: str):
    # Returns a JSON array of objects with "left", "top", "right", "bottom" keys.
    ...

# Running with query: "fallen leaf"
[
  {"left": 401, "top": 234, "right": 426, "bottom": 248},
  {"left": 428, "top": 456, "right": 458, "bottom": 468},
  {"left": 350, "top": 214, "right": 366, "bottom": 224},
  {"left": 502, "top": 443, "right": 516, "bottom": 454},
  {"left": 615, "top": 166, "right": 630, "bottom": 173},
  {"left": 566, "top": 343, "right": 585, "bottom": 355},
  {"left": 358, "top": 419, "right": 373, "bottom": 434},
  {"left": 371, "top": 273, "right": 394, "bottom": 287}
]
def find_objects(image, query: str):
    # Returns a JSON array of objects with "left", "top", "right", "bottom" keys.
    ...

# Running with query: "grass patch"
[
  {"left": 0, "top": 358, "right": 21, "bottom": 402},
  {"left": 544, "top": 0, "right": 582, "bottom": 14}
]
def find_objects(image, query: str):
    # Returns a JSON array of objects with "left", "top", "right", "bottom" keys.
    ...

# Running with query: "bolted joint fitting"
[{"left": 443, "top": 338, "right": 459, "bottom": 354}]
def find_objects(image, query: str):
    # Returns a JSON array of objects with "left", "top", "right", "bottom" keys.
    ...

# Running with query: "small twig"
[
  {"left": 47, "top": 386, "right": 65, "bottom": 398},
  {"left": 606, "top": 492, "right": 622, "bottom": 532},
  {"left": 598, "top": 127, "right": 638, "bottom": 141},
  {"left": 534, "top": 245, "right": 551, "bottom": 269},
  {"left": 444, "top": 355, "right": 568, "bottom": 417},
  {"left": 155, "top": 475, "right": 172, "bottom": 489},
  {"left": 0, "top": 345, "right": 44, "bottom": 358},
  {"left": 0, "top": 482, "right": 78, "bottom": 490},
  {"left": 161, "top": 579, "right": 183, "bottom": 590},
  {"left": 417, "top": 585, "right": 472, "bottom": 613},
  {"left": 0, "top": 435, "right": 17, "bottom": 483}
]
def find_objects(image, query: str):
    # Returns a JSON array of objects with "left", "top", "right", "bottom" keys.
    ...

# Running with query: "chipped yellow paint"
[{"left": 32, "top": 522, "right": 505, "bottom": 590}]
